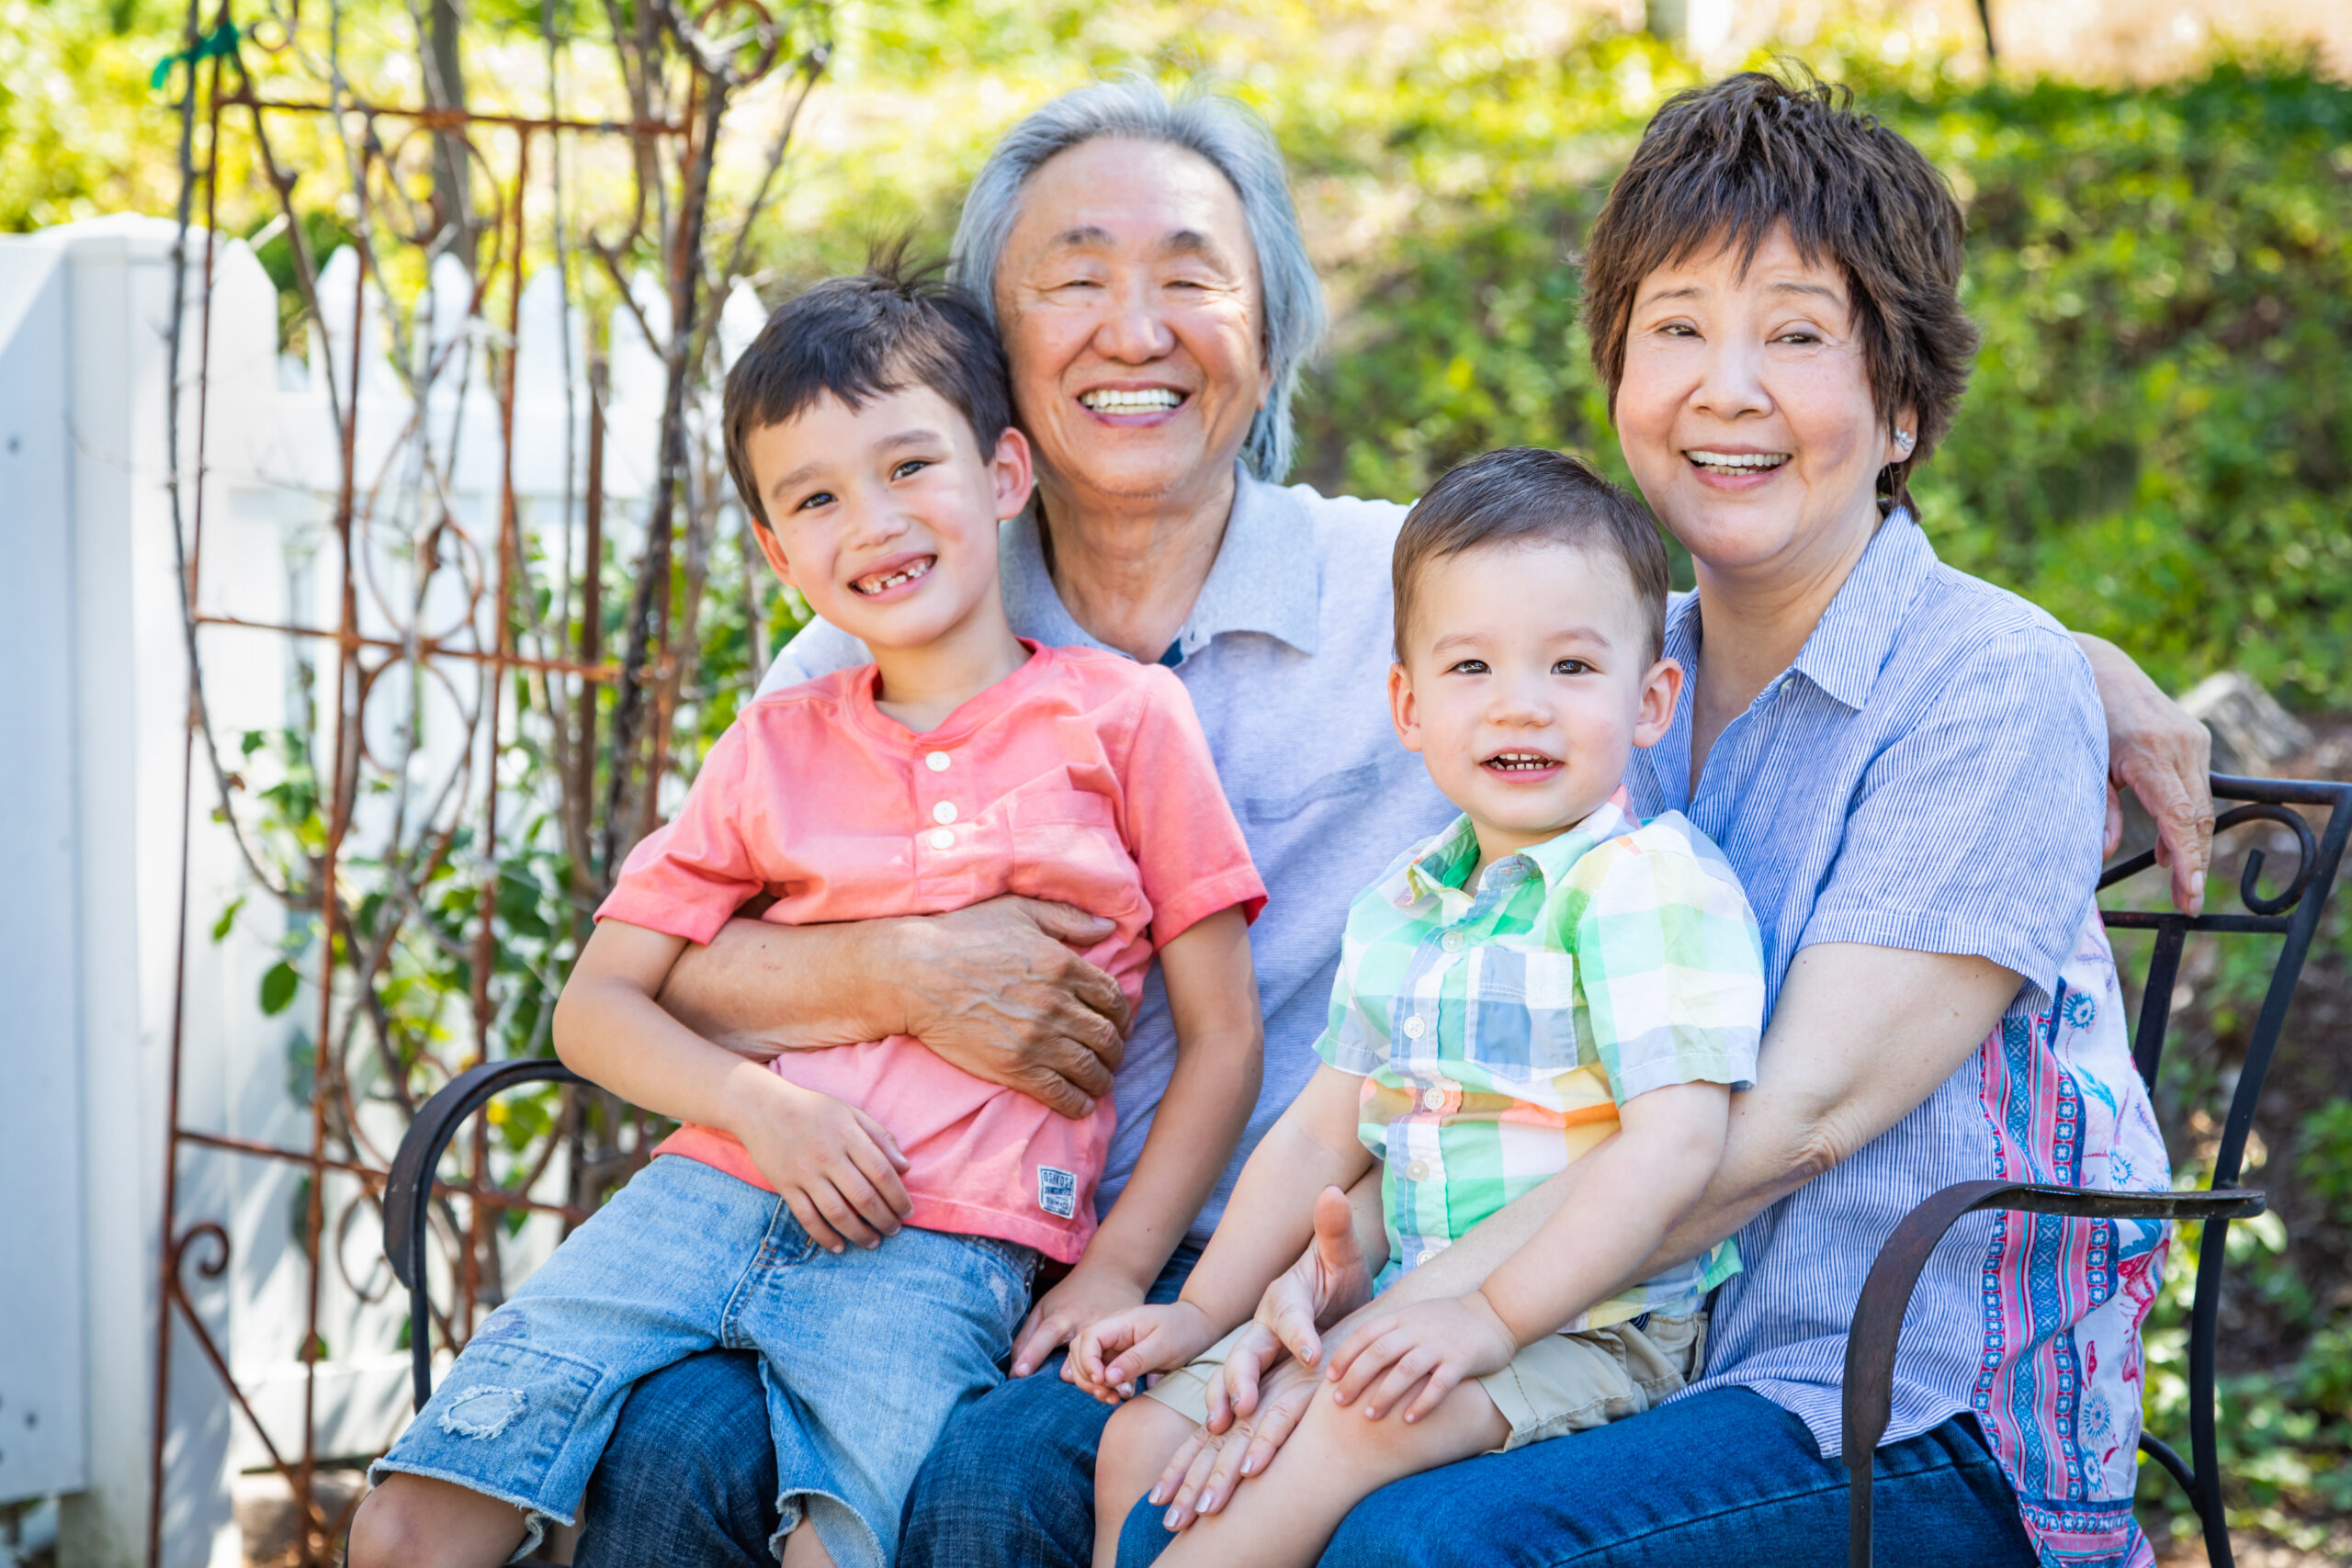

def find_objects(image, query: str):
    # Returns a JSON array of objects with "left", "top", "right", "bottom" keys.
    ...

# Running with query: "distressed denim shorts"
[{"left": 369, "top": 1155, "right": 1037, "bottom": 1568}]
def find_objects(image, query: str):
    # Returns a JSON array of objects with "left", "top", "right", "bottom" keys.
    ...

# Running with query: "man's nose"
[{"left": 1092, "top": 276, "right": 1178, "bottom": 363}]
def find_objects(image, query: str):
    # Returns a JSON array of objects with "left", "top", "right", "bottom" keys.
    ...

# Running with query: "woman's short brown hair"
[{"left": 1580, "top": 70, "right": 1979, "bottom": 515}]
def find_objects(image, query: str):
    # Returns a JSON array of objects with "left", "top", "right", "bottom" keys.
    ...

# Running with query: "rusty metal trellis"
[{"left": 151, "top": 0, "right": 826, "bottom": 1558}]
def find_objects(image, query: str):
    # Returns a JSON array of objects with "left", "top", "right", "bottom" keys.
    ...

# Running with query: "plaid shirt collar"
[{"left": 1394, "top": 789, "right": 1637, "bottom": 911}]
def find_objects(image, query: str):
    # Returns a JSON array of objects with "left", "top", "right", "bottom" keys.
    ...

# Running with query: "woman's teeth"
[
  {"left": 1080, "top": 389, "right": 1182, "bottom": 412},
  {"left": 852, "top": 557, "right": 933, "bottom": 595},
  {"left": 1484, "top": 752, "right": 1558, "bottom": 772},
  {"left": 1688, "top": 450, "right": 1791, "bottom": 475}
]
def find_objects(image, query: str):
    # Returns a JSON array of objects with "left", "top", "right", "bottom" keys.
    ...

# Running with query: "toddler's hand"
[
  {"left": 1012, "top": 1259, "right": 1147, "bottom": 1379},
  {"left": 1323, "top": 1291, "right": 1518, "bottom": 1425},
  {"left": 1066, "top": 1301, "right": 1217, "bottom": 1404},
  {"left": 736, "top": 1078, "right": 911, "bottom": 1254}
]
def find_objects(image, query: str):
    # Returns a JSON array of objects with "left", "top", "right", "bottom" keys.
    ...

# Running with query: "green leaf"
[
  {"left": 210, "top": 895, "right": 245, "bottom": 944},
  {"left": 259, "top": 960, "right": 300, "bottom": 1016}
]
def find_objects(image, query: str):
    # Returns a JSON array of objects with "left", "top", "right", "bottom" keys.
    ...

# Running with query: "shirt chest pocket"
[
  {"left": 1008, "top": 790, "right": 1146, "bottom": 925},
  {"left": 1462, "top": 944, "right": 1582, "bottom": 1073}
]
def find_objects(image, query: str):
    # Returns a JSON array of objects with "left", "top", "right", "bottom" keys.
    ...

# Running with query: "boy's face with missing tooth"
[
  {"left": 741, "top": 383, "right": 1034, "bottom": 652},
  {"left": 1388, "top": 536, "right": 1681, "bottom": 863}
]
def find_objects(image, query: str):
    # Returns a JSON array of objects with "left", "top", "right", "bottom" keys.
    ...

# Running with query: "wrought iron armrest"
[
  {"left": 384, "top": 1058, "right": 585, "bottom": 1410},
  {"left": 1841, "top": 1178, "right": 2265, "bottom": 1568}
]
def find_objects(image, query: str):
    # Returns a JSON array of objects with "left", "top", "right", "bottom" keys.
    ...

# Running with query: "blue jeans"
[
  {"left": 573, "top": 1242, "right": 1201, "bottom": 1568},
  {"left": 376, "top": 1156, "right": 1035, "bottom": 1568},
  {"left": 1117, "top": 1387, "right": 2035, "bottom": 1567}
]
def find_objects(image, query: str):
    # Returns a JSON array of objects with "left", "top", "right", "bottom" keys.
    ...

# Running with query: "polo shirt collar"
[{"left": 998, "top": 464, "right": 1322, "bottom": 661}]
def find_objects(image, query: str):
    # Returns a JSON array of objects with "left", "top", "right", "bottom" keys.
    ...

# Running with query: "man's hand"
[
  {"left": 734, "top": 1078, "right": 911, "bottom": 1254},
  {"left": 1323, "top": 1292, "right": 1517, "bottom": 1424},
  {"left": 898, "top": 897, "right": 1132, "bottom": 1119},
  {"left": 1206, "top": 1185, "right": 1374, "bottom": 1432},
  {"left": 2077, "top": 632, "right": 2215, "bottom": 915},
  {"left": 1065, "top": 1300, "right": 1218, "bottom": 1402}
]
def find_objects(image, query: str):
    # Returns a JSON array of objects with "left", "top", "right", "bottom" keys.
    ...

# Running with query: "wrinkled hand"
[
  {"left": 900, "top": 897, "right": 1133, "bottom": 1119},
  {"left": 2080, "top": 633, "right": 2215, "bottom": 915},
  {"left": 1205, "top": 1186, "right": 1374, "bottom": 1434},
  {"left": 1324, "top": 1292, "right": 1517, "bottom": 1424},
  {"left": 1148, "top": 1353, "right": 1326, "bottom": 1531},
  {"left": 737, "top": 1079, "right": 911, "bottom": 1254},
  {"left": 1065, "top": 1300, "right": 1217, "bottom": 1401}
]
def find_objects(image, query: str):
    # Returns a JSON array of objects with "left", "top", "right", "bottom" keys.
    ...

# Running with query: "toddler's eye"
[
  {"left": 891, "top": 458, "right": 931, "bottom": 480},
  {"left": 1552, "top": 659, "right": 1590, "bottom": 675},
  {"left": 1448, "top": 659, "right": 1489, "bottom": 675}
]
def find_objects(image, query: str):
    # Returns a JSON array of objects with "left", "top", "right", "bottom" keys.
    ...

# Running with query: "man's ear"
[
  {"left": 1632, "top": 656, "right": 1683, "bottom": 749},
  {"left": 1388, "top": 660, "right": 1424, "bottom": 753},
  {"left": 747, "top": 515, "right": 797, "bottom": 590},
  {"left": 990, "top": 425, "right": 1037, "bottom": 521}
]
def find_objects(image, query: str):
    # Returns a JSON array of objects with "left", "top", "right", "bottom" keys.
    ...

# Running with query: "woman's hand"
[
  {"left": 1065, "top": 1299, "right": 1217, "bottom": 1401},
  {"left": 1323, "top": 1292, "right": 1518, "bottom": 1424},
  {"left": 1148, "top": 1352, "right": 1328, "bottom": 1529},
  {"left": 2075, "top": 632, "right": 2215, "bottom": 915},
  {"left": 1205, "top": 1185, "right": 1376, "bottom": 1429},
  {"left": 732, "top": 1078, "right": 912, "bottom": 1254}
]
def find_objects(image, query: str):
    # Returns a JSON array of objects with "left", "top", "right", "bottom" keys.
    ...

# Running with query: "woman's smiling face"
[
  {"left": 1614, "top": 222, "right": 1910, "bottom": 583},
  {"left": 995, "top": 137, "right": 1266, "bottom": 507}
]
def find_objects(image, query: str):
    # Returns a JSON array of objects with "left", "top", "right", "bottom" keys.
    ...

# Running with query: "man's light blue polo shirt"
[{"left": 758, "top": 468, "right": 1453, "bottom": 1240}]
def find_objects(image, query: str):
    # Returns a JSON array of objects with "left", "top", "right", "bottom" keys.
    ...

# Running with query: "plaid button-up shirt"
[{"left": 1316, "top": 794, "right": 1766, "bottom": 1330}]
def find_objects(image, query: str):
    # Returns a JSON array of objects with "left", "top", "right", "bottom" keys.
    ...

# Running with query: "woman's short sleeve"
[
  {"left": 1116, "top": 665, "right": 1268, "bottom": 945},
  {"left": 1799, "top": 626, "right": 2108, "bottom": 995}
]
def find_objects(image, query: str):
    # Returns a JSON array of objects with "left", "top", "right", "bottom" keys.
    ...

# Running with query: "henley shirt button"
[
  {"left": 1402, "top": 1016, "right": 1425, "bottom": 1040},
  {"left": 928, "top": 827, "right": 955, "bottom": 851},
  {"left": 1421, "top": 1087, "right": 1446, "bottom": 1111},
  {"left": 1441, "top": 931, "right": 1464, "bottom": 953},
  {"left": 925, "top": 750, "right": 951, "bottom": 772},
  {"left": 932, "top": 801, "right": 958, "bottom": 825},
  {"left": 1406, "top": 1160, "right": 1430, "bottom": 1181}
]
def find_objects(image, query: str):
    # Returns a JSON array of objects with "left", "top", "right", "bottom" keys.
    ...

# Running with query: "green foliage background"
[{"left": 8, "top": 0, "right": 2349, "bottom": 1551}]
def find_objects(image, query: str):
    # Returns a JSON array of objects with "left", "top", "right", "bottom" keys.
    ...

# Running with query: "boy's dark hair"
[
  {"left": 1579, "top": 69, "right": 1979, "bottom": 516},
  {"left": 722, "top": 248, "right": 1013, "bottom": 530},
  {"left": 1392, "top": 447, "right": 1671, "bottom": 662}
]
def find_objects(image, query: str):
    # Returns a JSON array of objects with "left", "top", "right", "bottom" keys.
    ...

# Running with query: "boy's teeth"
[
  {"left": 1080, "top": 388, "right": 1182, "bottom": 412},
  {"left": 852, "top": 557, "right": 933, "bottom": 595},
  {"left": 1688, "top": 449, "right": 1791, "bottom": 473},
  {"left": 1487, "top": 752, "right": 1555, "bottom": 772}
]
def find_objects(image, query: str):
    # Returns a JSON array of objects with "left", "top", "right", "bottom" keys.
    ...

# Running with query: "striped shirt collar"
[
  {"left": 1001, "top": 464, "right": 1322, "bottom": 660},
  {"left": 1396, "top": 792, "right": 1636, "bottom": 908},
  {"left": 1664, "top": 510, "right": 1937, "bottom": 715}
]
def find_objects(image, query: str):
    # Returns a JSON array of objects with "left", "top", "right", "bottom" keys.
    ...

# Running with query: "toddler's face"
[
  {"left": 1389, "top": 539, "right": 1680, "bottom": 862},
  {"left": 742, "top": 384, "right": 1033, "bottom": 651}
]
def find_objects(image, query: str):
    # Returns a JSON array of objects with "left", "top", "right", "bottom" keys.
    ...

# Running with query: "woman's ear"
[
  {"left": 1883, "top": 404, "right": 1919, "bottom": 467},
  {"left": 1632, "top": 656, "right": 1683, "bottom": 749},
  {"left": 1387, "top": 661, "right": 1424, "bottom": 753},
  {"left": 990, "top": 425, "right": 1037, "bottom": 521}
]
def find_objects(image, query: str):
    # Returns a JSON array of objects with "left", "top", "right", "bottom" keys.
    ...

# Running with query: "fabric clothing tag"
[{"left": 1037, "top": 1168, "right": 1078, "bottom": 1219}]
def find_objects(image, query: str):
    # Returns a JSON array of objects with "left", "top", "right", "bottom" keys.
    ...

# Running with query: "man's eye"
[
  {"left": 891, "top": 458, "right": 930, "bottom": 479},
  {"left": 794, "top": 491, "right": 834, "bottom": 512},
  {"left": 1553, "top": 659, "right": 1590, "bottom": 676},
  {"left": 1448, "top": 660, "right": 1489, "bottom": 675}
]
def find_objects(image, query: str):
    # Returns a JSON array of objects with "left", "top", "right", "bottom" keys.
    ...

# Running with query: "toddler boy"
[
  {"left": 1077, "top": 447, "right": 1765, "bottom": 1568},
  {"left": 351, "top": 263, "right": 1267, "bottom": 1568}
]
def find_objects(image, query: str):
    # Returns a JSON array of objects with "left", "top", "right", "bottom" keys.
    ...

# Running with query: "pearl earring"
[{"left": 1895, "top": 429, "right": 1916, "bottom": 452}]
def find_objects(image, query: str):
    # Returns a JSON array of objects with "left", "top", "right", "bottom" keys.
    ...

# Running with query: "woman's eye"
[
  {"left": 1659, "top": 321, "right": 1697, "bottom": 338},
  {"left": 1553, "top": 659, "right": 1590, "bottom": 676},
  {"left": 1775, "top": 329, "right": 1821, "bottom": 344},
  {"left": 891, "top": 458, "right": 931, "bottom": 480}
]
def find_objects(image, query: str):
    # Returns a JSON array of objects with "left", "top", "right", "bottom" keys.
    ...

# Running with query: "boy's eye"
[
  {"left": 1552, "top": 659, "right": 1590, "bottom": 675},
  {"left": 794, "top": 490, "right": 835, "bottom": 512},
  {"left": 1447, "top": 659, "right": 1489, "bottom": 675},
  {"left": 891, "top": 458, "right": 930, "bottom": 480}
]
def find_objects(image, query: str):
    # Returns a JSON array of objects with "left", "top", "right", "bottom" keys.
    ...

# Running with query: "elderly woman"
[{"left": 569, "top": 78, "right": 2211, "bottom": 1568}]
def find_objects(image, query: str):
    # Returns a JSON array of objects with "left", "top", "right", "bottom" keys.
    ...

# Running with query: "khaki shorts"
[{"left": 1142, "top": 1311, "right": 1705, "bottom": 1453}]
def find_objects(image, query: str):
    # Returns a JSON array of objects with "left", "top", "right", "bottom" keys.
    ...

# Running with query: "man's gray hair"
[{"left": 949, "top": 77, "right": 1326, "bottom": 482}]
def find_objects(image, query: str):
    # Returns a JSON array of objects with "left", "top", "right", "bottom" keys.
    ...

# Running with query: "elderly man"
[{"left": 571, "top": 80, "right": 2214, "bottom": 1568}]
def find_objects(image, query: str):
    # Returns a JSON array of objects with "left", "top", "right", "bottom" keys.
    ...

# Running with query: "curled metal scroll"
[{"left": 2100, "top": 801, "right": 2317, "bottom": 916}]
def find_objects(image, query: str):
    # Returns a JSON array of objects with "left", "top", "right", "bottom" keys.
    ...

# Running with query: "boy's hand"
[
  {"left": 1012, "top": 1259, "right": 1148, "bottom": 1380},
  {"left": 1066, "top": 1301, "right": 1218, "bottom": 1404},
  {"left": 734, "top": 1077, "right": 911, "bottom": 1254},
  {"left": 1324, "top": 1291, "right": 1518, "bottom": 1425}
]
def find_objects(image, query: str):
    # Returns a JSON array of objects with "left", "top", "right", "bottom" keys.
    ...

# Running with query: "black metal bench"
[
  {"left": 383, "top": 773, "right": 2350, "bottom": 1568},
  {"left": 1842, "top": 773, "right": 2352, "bottom": 1568}
]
